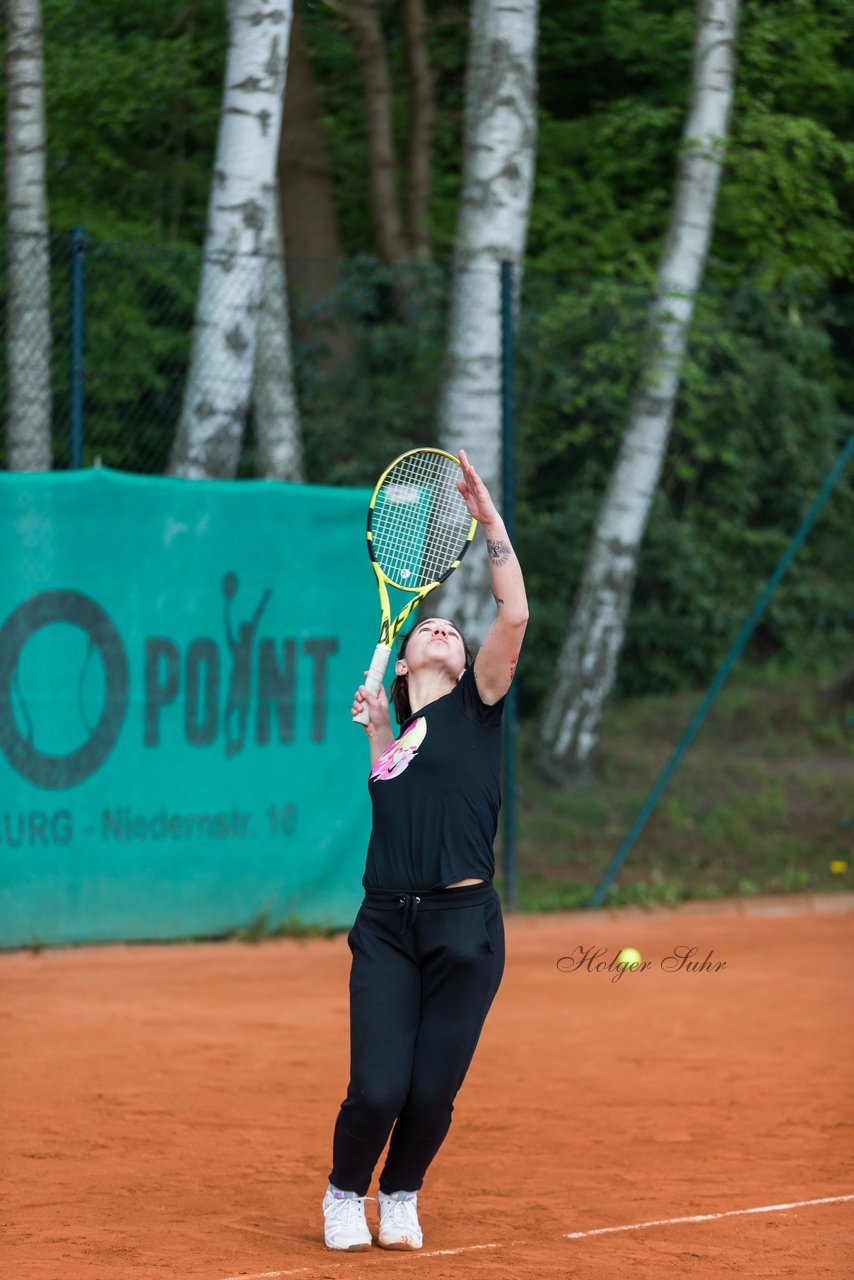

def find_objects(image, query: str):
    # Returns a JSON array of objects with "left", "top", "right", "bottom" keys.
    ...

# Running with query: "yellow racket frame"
[{"left": 354, "top": 448, "right": 477, "bottom": 725}]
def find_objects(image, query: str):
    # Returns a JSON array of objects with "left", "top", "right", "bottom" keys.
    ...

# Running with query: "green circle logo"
[{"left": 0, "top": 591, "right": 129, "bottom": 789}]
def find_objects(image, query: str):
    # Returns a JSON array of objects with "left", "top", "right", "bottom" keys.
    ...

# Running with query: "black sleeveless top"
[{"left": 362, "top": 665, "right": 505, "bottom": 890}]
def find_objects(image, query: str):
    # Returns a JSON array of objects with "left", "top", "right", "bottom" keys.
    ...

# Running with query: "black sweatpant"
[{"left": 329, "top": 880, "right": 505, "bottom": 1196}]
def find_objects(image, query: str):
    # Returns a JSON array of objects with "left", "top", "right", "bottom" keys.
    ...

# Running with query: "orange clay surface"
[{"left": 3, "top": 896, "right": 853, "bottom": 1280}]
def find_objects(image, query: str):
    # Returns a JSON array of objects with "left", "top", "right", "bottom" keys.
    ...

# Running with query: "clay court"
[{"left": 3, "top": 896, "right": 853, "bottom": 1280}]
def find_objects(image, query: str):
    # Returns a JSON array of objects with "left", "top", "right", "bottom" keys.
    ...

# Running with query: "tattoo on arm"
[
  {"left": 486, "top": 538, "right": 512, "bottom": 566},
  {"left": 493, "top": 593, "right": 504, "bottom": 610}
]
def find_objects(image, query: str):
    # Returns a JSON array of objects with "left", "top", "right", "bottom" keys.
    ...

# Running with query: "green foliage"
[
  {"left": 293, "top": 258, "right": 450, "bottom": 484},
  {"left": 532, "top": 0, "right": 694, "bottom": 274},
  {"left": 532, "top": 102, "right": 684, "bottom": 275},
  {"left": 514, "top": 671, "right": 853, "bottom": 910},
  {"left": 532, "top": 0, "right": 854, "bottom": 285},
  {"left": 719, "top": 108, "right": 854, "bottom": 285},
  {"left": 515, "top": 271, "right": 854, "bottom": 708},
  {"left": 80, "top": 239, "right": 200, "bottom": 470},
  {"left": 40, "top": 0, "right": 225, "bottom": 242}
]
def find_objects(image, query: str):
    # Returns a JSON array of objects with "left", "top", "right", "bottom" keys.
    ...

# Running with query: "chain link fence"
[
  {"left": 1, "top": 230, "right": 460, "bottom": 482},
  {"left": 3, "top": 231, "right": 852, "bottom": 486}
]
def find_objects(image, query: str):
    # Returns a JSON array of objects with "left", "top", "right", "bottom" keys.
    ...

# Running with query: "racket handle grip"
[{"left": 353, "top": 644, "right": 391, "bottom": 726}]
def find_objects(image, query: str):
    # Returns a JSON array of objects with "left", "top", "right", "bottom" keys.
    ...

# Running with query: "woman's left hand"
[{"left": 457, "top": 449, "right": 500, "bottom": 527}]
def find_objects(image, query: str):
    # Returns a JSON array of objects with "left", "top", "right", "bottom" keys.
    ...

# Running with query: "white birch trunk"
[
  {"left": 252, "top": 192, "right": 304, "bottom": 480},
  {"left": 5, "top": 0, "right": 52, "bottom": 471},
  {"left": 169, "top": 0, "right": 292, "bottom": 479},
  {"left": 436, "top": 0, "right": 538, "bottom": 642},
  {"left": 537, "top": 0, "right": 739, "bottom": 783}
]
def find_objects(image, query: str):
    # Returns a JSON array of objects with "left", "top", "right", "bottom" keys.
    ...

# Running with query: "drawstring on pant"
[
  {"left": 360, "top": 881, "right": 495, "bottom": 938},
  {"left": 397, "top": 894, "right": 421, "bottom": 935}
]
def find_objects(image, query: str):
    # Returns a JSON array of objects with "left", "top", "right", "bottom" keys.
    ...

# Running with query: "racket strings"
[{"left": 372, "top": 452, "right": 471, "bottom": 589}]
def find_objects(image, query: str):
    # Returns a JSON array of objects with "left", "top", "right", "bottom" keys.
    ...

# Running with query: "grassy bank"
[{"left": 505, "top": 667, "right": 852, "bottom": 911}]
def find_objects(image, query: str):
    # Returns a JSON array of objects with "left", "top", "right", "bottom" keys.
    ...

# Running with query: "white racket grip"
[{"left": 353, "top": 643, "right": 391, "bottom": 726}]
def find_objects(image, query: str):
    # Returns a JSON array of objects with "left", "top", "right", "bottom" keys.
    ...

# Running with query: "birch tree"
[
  {"left": 169, "top": 0, "right": 292, "bottom": 479},
  {"left": 537, "top": 0, "right": 740, "bottom": 784},
  {"left": 436, "top": 0, "right": 539, "bottom": 641},
  {"left": 5, "top": 0, "right": 52, "bottom": 471},
  {"left": 252, "top": 193, "right": 304, "bottom": 480}
]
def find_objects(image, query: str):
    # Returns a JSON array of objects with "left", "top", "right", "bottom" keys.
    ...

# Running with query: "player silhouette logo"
[{"left": 222, "top": 572, "right": 271, "bottom": 758}]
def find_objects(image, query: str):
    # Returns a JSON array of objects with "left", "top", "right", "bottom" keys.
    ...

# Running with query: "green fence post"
[{"left": 69, "top": 227, "right": 86, "bottom": 469}]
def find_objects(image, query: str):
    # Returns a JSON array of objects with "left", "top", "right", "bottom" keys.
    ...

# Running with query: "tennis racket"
[{"left": 353, "top": 447, "right": 477, "bottom": 725}]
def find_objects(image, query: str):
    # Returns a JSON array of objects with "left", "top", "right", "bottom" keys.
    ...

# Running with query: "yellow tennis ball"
[
  {"left": 617, "top": 947, "right": 642, "bottom": 968},
  {"left": 829, "top": 859, "right": 848, "bottom": 875}
]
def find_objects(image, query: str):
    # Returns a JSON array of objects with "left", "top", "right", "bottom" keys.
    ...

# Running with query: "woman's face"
[{"left": 398, "top": 618, "right": 467, "bottom": 678}]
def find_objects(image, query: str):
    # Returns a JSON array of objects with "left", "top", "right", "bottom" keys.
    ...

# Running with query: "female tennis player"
[{"left": 322, "top": 449, "right": 528, "bottom": 1251}]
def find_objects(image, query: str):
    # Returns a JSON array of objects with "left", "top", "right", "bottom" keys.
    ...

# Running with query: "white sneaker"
[
  {"left": 377, "top": 1189, "right": 423, "bottom": 1250},
  {"left": 322, "top": 1185, "right": 373, "bottom": 1250}
]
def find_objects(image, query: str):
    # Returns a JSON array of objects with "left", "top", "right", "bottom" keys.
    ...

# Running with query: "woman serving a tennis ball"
[{"left": 322, "top": 450, "right": 528, "bottom": 1251}]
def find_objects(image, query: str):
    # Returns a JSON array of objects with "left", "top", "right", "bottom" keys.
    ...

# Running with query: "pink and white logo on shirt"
[{"left": 370, "top": 717, "right": 427, "bottom": 781}]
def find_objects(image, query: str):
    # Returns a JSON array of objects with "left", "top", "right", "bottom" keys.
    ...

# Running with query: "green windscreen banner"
[{"left": 0, "top": 469, "right": 377, "bottom": 948}]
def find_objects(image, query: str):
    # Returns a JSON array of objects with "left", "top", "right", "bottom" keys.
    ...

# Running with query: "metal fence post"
[
  {"left": 500, "top": 260, "right": 518, "bottom": 912},
  {"left": 69, "top": 226, "right": 86, "bottom": 468}
]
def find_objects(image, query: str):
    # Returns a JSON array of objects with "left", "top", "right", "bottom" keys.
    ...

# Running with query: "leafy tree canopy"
[
  {"left": 1, "top": 0, "right": 849, "bottom": 288},
  {"left": 530, "top": 0, "right": 854, "bottom": 286}
]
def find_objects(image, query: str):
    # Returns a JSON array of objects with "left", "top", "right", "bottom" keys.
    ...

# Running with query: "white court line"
[
  {"left": 221, "top": 1270, "right": 313, "bottom": 1280},
  {"left": 221, "top": 1270, "right": 312, "bottom": 1280},
  {"left": 220, "top": 1193, "right": 854, "bottom": 1279},
  {"left": 415, "top": 1241, "right": 503, "bottom": 1258},
  {"left": 219, "top": 1246, "right": 505, "bottom": 1280},
  {"left": 563, "top": 1193, "right": 854, "bottom": 1239}
]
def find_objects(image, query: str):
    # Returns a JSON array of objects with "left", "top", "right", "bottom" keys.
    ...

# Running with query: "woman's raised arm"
[{"left": 456, "top": 449, "right": 528, "bottom": 706}]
